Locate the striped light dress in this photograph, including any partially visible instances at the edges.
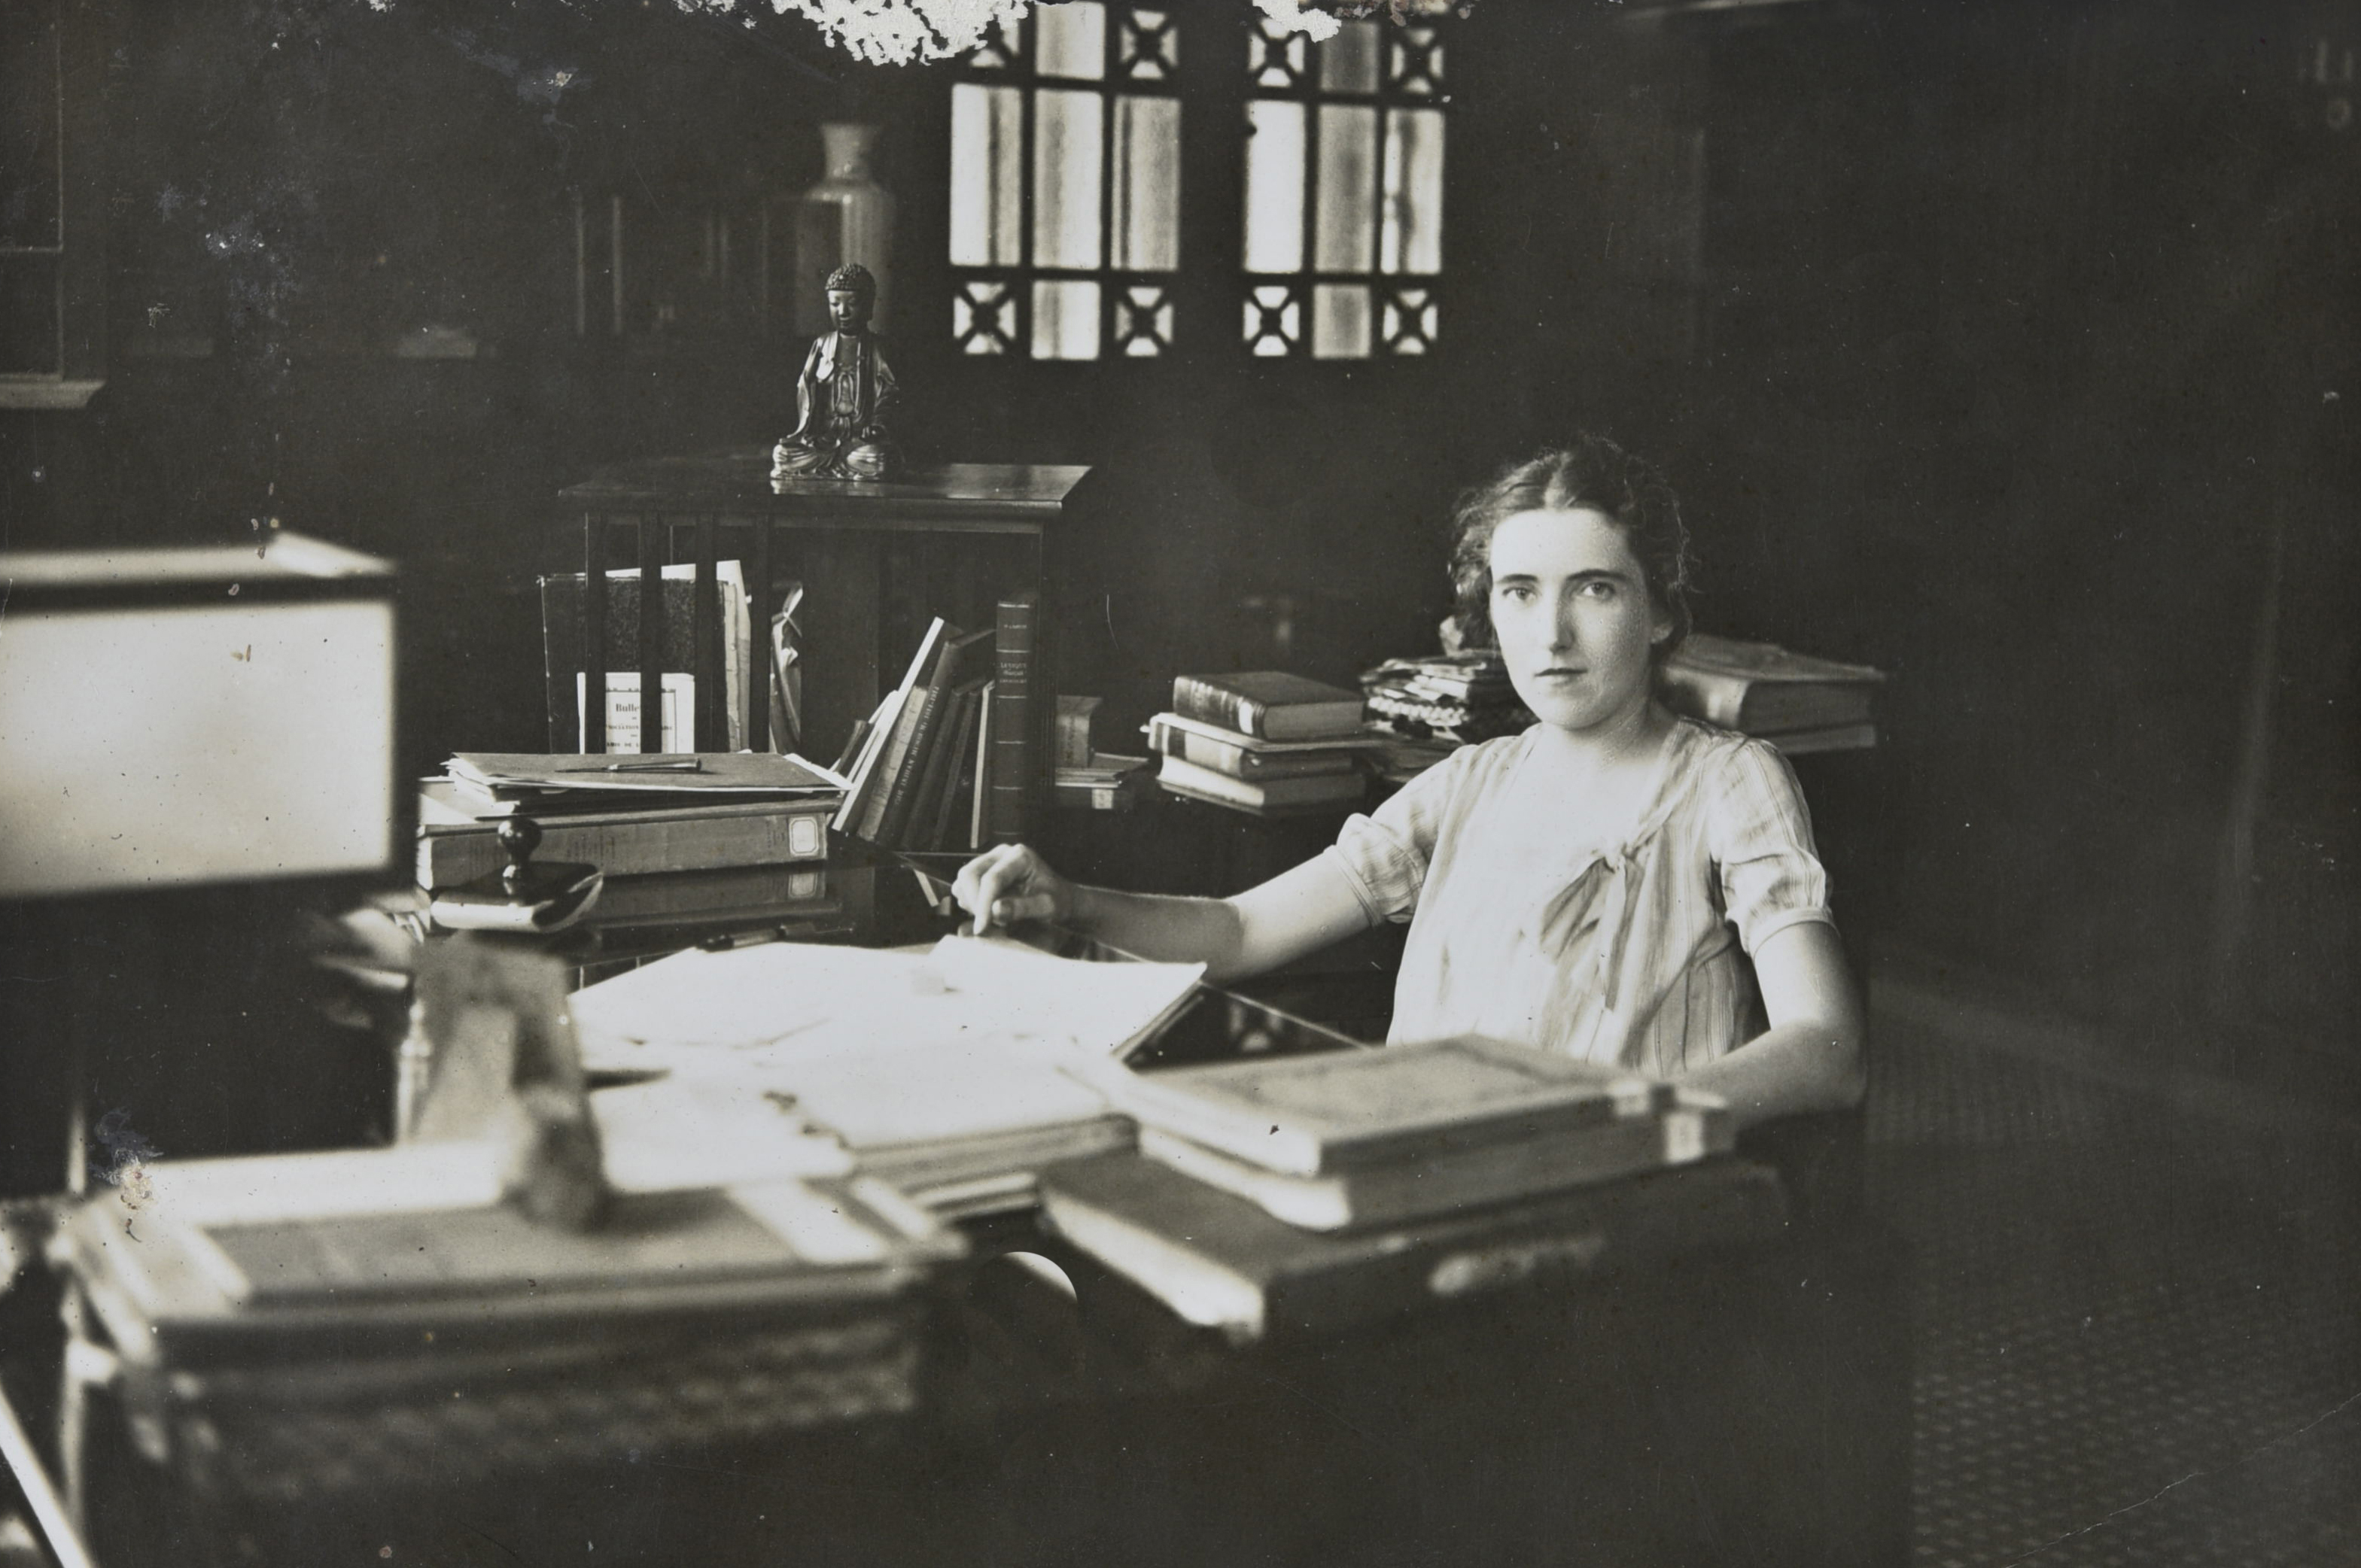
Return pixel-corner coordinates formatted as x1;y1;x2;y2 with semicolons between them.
1325;718;1835;1077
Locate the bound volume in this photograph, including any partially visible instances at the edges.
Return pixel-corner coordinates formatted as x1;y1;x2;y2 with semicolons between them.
1039;1152;1787;1343
1138;1088;1733;1232
1659;633;1885;734
1105;1034;1668;1178
1170;670;1367;743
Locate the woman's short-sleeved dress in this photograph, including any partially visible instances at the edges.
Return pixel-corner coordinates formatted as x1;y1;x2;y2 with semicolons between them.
1325;718;1835;1077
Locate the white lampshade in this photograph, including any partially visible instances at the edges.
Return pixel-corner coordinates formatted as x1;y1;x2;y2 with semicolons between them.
0;533;399;898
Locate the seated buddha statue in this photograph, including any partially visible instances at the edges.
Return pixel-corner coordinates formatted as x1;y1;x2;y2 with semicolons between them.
773;263;899;483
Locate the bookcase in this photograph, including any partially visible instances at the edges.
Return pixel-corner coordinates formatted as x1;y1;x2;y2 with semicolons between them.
555;455;1090;834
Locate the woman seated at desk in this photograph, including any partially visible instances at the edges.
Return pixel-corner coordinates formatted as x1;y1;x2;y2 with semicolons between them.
953;436;1863;1129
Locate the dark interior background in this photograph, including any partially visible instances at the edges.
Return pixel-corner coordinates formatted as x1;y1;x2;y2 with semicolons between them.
3;0;2353;1128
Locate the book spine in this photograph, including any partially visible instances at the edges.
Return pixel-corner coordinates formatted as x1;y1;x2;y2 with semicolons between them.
989;594;1037;843
871;681;948;847
1149;720;1357;779
1156;755;1362;810
832;688;903;834
416;805;829;889
855;688;931;842
968;682;994;851
924;688;982;851
904;686;966;852
1170;674;1270;738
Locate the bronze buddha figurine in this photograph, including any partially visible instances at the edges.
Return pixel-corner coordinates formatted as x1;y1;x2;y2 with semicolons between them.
773;263;899;482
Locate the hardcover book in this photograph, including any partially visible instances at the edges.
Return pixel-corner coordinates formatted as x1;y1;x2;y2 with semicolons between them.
835;617;945;834
1039;1152;1787;1343
990;591;1040;843
415;782;830;889
1155;754;1367;812
1170;670;1368;742
1146;713;1370;779
1659;634;1885;734
1106;1035;1669;1178
1138;1089;1733;1232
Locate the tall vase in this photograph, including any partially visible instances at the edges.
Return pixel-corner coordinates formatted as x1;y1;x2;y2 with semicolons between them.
795;123;896;336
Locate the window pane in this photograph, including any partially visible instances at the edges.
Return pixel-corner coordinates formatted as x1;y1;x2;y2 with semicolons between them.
1122;9;1176;81
1032;278;1101;360
954;278;1018;354
1110;95;1180;272
1244;284;1299;356
1389;28;1444;96
1033;89;1105;270
1311;284;1371;359
1381;108;1445;275
949;84;1024;267
1035;1;1106;81
1320;20;1380;94
1313;104;1377;274
1252;17;1307;89
1243;99;1304;275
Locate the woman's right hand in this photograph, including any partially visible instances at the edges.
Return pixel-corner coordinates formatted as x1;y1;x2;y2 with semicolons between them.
951;843;1076;934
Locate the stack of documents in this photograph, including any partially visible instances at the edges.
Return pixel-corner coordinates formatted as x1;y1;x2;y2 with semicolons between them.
569;937;1206;1216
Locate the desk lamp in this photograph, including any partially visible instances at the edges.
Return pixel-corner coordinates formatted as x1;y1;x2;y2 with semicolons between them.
0;533;401;1192
0;533;400;1565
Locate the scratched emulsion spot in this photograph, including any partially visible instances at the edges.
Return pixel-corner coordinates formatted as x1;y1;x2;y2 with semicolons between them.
92;1108;162;1211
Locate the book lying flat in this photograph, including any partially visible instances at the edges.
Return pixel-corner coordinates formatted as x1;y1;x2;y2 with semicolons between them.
1139;1088;1733;1232
449;751;843;801
65;1158;962;1361
582;863;835;928
415;783;832;889
1170;671;1368;742
1107;1035;1669;1178
1660;634;1885;734
1038;1152;1787;1343
1155;754;1367;812
1146;714;1371;779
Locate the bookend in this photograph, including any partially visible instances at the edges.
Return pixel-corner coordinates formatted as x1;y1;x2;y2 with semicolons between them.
405;935;608;1230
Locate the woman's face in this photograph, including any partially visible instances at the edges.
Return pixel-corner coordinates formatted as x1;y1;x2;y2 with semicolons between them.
1488;506;1672;737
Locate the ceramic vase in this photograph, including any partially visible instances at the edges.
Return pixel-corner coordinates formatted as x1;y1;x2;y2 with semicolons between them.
795;122;896;335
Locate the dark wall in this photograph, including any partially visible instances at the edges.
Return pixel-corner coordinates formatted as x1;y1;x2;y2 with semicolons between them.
1503;0;2358;1077
4;0;2354;1095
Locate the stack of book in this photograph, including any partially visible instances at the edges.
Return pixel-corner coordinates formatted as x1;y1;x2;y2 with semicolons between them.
417;752;843;933
1149;671;1377;814
60;1144;965;1500
835;593;1048;852
1659;634;1886;755
1360;652;1535;745
1042;1035;1778;1343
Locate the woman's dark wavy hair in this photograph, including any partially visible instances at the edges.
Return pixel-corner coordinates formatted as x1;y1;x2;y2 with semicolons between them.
1446;435;1695;660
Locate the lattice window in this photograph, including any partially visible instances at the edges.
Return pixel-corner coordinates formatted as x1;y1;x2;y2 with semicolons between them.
1240;11;1447;359
950;3;1181;360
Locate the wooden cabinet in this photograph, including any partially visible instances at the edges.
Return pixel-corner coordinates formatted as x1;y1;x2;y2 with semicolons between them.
557;456;1091;827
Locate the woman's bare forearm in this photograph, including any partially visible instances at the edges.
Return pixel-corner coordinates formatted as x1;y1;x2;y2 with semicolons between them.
1068;855;1374;984
1064;884;1252;973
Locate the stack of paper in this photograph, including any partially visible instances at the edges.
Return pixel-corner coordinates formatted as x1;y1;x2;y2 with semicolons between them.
569;937;1206;1214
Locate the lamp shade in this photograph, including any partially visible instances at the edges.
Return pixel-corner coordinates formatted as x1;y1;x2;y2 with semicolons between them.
0;533;398;898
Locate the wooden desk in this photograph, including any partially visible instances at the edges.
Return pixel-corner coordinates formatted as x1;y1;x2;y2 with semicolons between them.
557;456;1091;785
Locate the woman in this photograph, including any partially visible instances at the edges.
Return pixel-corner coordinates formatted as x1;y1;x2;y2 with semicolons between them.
951;437;1862;1129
